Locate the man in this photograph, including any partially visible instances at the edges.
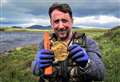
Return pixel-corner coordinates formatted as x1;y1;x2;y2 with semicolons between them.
32;3;105;82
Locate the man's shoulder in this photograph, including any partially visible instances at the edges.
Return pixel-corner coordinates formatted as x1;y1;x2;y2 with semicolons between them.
85;36;97;45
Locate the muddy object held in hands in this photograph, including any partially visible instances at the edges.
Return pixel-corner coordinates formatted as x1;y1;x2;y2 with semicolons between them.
51;41;69;62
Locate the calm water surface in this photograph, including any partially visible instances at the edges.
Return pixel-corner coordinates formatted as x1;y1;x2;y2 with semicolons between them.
0;32;43;53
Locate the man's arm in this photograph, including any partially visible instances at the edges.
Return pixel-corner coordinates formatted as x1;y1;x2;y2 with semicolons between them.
78;37;106;81
31;40;44;76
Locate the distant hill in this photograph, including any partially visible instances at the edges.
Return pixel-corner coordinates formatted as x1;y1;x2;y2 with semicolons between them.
111;25;120;31
27;25;80;29
12;26;23;28
27;25;51;29
103;25;120;38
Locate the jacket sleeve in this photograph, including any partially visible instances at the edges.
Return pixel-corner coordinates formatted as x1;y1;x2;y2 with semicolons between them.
78;36;106;81
31;40;44;76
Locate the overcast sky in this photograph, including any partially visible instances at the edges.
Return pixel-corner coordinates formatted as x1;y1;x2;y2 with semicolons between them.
0;0;120;28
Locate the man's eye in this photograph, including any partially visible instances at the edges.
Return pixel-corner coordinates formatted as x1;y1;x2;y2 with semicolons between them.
54;19;68;23
54;20;59;23
62;19;68;23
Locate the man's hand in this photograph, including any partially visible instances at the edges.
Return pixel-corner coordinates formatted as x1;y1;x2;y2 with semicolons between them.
35;49;54;69
69;44;89;68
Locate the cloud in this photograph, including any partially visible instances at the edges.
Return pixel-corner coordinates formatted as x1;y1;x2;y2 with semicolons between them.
74;15;120;28
1;16;50;27
1;0;120;28
1;0;8;6
74;15;120;24
71;0;120;17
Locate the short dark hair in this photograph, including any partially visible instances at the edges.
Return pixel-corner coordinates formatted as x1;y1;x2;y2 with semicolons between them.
49;3;72;18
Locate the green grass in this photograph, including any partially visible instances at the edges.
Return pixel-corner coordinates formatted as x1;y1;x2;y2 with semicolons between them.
94;28;120;82
0;27;51;32
0;28;120;82
0;45;38;82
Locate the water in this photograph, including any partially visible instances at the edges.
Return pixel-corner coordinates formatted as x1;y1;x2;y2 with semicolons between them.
0;32;43;53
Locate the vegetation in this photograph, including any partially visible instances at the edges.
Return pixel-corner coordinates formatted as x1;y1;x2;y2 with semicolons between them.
0;45;38;82
94;27;120;82
0;27;108;33
0;27;51;32
0;27;120;82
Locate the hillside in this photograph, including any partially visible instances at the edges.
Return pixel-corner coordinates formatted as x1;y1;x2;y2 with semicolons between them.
27;25;51;29
0;27;120;82
95;27;120;82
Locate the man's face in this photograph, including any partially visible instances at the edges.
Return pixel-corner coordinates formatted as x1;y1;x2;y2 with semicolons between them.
50;9;73;40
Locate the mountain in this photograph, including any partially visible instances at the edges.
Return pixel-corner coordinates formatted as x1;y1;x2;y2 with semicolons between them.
12;26;23;28
103;25;120;38
111;25;120;31
27;25;51;29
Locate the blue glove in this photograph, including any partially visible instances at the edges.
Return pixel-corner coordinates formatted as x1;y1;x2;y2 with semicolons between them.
35;49;54;69
69;44;89;68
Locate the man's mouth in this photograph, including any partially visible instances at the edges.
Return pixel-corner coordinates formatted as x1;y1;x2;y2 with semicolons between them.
55;28;68;39
57;29;67;35
57;28;67;33
58;32;66;36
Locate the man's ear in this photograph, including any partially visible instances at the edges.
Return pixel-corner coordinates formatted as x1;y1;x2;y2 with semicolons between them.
50;19;53;28
71;18;73;23
50;19;52;24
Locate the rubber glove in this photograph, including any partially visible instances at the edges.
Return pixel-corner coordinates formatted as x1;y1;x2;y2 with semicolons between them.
69;44;89;68
35;49;54;69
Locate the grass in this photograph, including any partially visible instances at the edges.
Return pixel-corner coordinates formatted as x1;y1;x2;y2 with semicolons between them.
94;28;120;82
0;44;38;82
0;27;51;32
0;28;120;82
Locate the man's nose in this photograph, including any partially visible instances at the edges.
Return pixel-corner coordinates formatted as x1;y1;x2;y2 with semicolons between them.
58;21;64;29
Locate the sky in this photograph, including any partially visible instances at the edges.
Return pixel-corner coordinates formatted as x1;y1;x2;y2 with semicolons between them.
0;0;120;28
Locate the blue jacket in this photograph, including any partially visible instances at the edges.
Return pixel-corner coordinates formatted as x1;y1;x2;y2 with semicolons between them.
32;33;105;82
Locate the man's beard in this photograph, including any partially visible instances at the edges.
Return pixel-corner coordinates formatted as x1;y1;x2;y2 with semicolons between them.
54;28;70;41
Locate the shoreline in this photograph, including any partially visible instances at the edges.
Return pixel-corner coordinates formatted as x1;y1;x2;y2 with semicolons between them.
0;44;38;56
